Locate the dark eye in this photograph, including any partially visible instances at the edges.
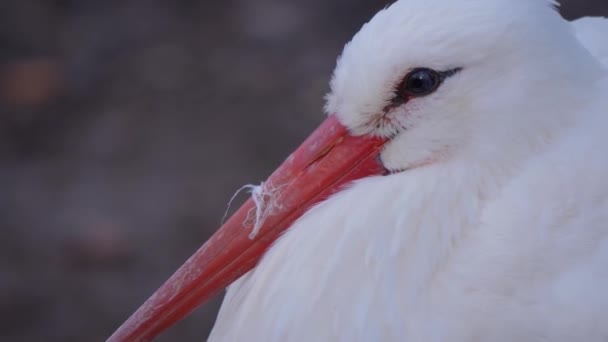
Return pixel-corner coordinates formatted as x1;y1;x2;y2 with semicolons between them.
401;68;441;97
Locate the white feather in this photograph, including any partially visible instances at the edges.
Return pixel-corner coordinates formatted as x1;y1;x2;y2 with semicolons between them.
209;0;608;340
572;17;608;66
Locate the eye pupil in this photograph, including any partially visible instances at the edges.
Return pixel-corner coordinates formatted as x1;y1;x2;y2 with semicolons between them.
402;68;440;97
411;77;425;90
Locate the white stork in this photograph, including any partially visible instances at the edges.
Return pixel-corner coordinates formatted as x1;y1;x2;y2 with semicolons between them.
109;0;608;341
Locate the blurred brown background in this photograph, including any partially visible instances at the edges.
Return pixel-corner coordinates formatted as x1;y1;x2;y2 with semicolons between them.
1;0;606;341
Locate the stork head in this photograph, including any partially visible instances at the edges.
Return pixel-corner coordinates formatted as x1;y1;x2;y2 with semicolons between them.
109;0;605;340
327;0;602;172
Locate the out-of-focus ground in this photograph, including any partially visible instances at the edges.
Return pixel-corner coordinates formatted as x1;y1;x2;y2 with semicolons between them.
1;1;606;341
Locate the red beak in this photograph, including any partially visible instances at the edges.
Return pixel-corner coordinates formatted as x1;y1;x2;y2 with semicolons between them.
108;115;388;341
